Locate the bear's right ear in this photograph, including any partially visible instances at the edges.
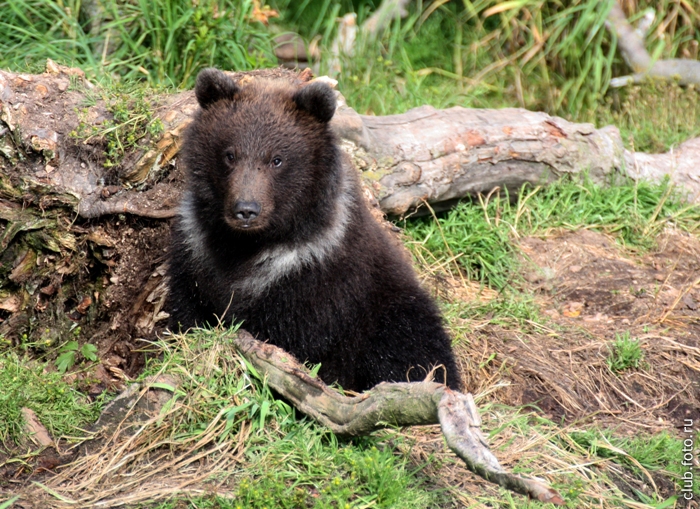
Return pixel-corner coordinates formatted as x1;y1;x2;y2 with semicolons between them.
194;68;240;109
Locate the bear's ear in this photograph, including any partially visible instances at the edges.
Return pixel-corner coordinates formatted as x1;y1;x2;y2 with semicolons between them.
194;68;240;109
293;82;336;123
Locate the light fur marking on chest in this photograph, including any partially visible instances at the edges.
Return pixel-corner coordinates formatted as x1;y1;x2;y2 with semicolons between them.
178;170;354;298
239;170;353;296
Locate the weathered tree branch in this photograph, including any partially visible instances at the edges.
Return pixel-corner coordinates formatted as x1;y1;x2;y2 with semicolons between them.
607;2;700;87
232;330;565;505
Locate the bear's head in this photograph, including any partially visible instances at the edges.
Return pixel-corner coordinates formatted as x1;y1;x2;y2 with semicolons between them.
183;68;339;240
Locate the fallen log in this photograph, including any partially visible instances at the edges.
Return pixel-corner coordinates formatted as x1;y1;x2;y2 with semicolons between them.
1;62;699;225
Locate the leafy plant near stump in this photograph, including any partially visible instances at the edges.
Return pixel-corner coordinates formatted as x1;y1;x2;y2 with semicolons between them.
0;350;102;444
55;340;98;373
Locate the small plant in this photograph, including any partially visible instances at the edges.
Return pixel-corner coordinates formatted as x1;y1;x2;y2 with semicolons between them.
55;340;98;374
607;332;645;373
70;83;164;169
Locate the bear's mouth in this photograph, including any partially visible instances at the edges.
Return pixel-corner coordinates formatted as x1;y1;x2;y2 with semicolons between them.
224;199;268;232
224;215;268;232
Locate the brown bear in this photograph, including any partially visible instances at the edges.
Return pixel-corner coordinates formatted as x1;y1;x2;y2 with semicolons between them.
167;68;462;392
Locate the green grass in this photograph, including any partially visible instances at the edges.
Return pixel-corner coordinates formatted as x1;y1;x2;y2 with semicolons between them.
0;350;103;446
606;332;646;373
596;81;700;153
404;176;700;291
445;295;544;333
229;430;445;509
569;428;698;493
0;496;20;509
0;0;276;87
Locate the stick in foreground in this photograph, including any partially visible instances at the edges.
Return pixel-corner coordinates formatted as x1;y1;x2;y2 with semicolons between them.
232;330;565;505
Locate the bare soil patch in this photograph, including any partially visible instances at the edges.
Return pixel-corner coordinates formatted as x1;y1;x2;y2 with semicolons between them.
458;229;699;430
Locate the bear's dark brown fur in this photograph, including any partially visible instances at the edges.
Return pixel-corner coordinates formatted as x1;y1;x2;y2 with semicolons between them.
167;68;462;391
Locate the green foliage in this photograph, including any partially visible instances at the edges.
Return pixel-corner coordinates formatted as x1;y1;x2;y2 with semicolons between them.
0;496;20;509
137;325;290;440
231;436;443;509
565;429;696;503
278;0;700;151
100;0;274;87
606;332;645;373
0;0;276;87
408;198;516;290
404;176;700;290
0;351;102;445
570;429;689;478
445;295;543;333
597;81;700;153
70;82;164;168
55;340;98;374
0;0;97;74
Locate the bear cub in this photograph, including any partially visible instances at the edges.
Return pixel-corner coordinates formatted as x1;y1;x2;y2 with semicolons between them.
167;68;462;392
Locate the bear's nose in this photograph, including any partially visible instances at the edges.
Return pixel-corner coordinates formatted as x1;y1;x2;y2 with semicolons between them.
233;201;261;221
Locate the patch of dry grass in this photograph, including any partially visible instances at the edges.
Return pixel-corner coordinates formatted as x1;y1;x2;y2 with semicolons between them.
33;332;255;507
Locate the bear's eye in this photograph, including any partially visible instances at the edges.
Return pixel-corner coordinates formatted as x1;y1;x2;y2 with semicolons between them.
272;157;283;168
225;152;235;162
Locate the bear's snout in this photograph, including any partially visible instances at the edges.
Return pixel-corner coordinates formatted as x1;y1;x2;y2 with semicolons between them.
232;200;261;226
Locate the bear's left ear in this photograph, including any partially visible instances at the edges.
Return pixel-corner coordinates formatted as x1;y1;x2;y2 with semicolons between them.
293;82;337;123
195;68;240;109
